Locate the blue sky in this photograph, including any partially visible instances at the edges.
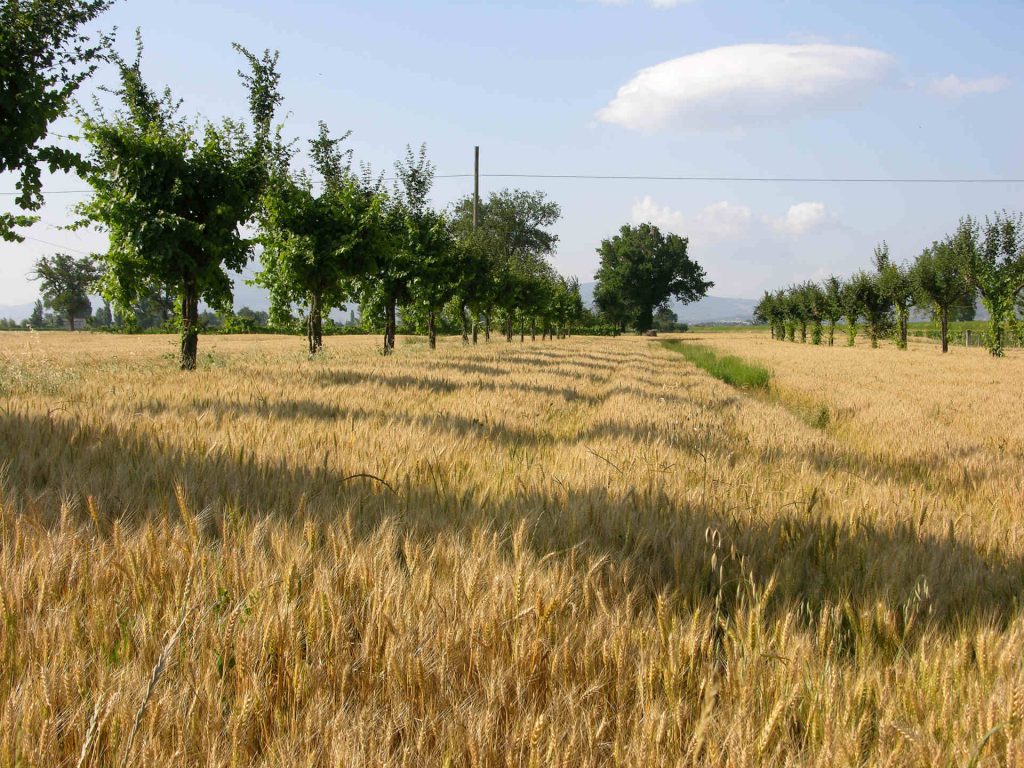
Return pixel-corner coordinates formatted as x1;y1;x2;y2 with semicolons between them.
2;0;1022;308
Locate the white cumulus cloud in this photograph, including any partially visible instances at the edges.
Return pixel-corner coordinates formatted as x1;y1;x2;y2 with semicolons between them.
927;74;1010;98
768;202;834;235
598;43;894;132
632;197;752;241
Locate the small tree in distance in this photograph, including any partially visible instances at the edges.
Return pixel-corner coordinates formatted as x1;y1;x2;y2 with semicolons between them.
912;238;970;353
822;276;843;346
594;223;712;334
874;242;914;350
30;253;101;330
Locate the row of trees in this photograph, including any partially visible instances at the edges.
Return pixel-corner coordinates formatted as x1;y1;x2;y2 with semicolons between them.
6;2;700;359
754;211;1024;356
11;32;586;368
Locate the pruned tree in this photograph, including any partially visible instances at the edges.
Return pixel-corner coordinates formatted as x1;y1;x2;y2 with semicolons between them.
594;223;711;333
1;0;113;241
957;212;1024;357
874;242;914;350
840;278;861;346
822;276;843;346
912;238;971;353
849;270;891;348
30;252;100;329
256;122;380;355
76;35;282;369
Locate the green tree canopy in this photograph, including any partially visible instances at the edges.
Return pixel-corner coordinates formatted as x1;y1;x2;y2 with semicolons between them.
594;223;711;333
956;211;1024;357
76;36;282;368
874;242;915;350
30;252;100;329
1;0;113;241
912;237;971;353
256;122;381;354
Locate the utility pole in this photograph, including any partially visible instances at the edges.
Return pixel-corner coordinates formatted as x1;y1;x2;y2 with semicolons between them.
473;145;479;230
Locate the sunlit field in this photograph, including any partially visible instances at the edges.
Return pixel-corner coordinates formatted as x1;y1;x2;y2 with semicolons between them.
2;330;1023;766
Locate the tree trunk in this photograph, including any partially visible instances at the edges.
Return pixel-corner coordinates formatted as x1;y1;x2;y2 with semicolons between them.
472;313;479;344
827;321;835;346
384;296;396;355
638;305;654;334
530;318;536;341
180;284;199;370
505;317;512;343
461;303;469;344
897;307;909;350
68;312;75;331
519;317;524;343
428;310;437;350
484;314;490;342
940;307;949;353
307;292;323;355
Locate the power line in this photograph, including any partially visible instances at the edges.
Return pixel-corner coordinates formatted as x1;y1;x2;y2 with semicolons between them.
3;173;1024;197
19;235;95;256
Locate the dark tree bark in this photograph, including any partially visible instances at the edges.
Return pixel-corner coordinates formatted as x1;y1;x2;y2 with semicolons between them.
67;312;75;331
461;303;469;344
484;314;490;342
472;313;479;344
384;296;397;355
180;284;199;370
530;318;536;341
428;309;437;350
940;307;949;353
307;291;323;355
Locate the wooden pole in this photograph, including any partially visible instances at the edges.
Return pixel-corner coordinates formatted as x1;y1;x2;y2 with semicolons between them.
473;146;479;230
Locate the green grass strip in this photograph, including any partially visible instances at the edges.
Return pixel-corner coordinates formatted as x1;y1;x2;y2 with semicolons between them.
659;340;771;390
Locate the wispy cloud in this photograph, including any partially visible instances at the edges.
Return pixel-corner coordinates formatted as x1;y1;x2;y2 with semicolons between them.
927;74;1010;99
598;43;894;132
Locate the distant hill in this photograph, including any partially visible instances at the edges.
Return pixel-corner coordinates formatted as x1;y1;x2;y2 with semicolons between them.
577;282;758;325
0;302;35;321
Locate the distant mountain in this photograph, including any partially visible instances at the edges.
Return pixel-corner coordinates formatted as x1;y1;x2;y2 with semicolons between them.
577;282;758;324
0;302;35;321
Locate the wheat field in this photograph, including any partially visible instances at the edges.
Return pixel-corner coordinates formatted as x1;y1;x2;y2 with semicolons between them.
1;329;1023;766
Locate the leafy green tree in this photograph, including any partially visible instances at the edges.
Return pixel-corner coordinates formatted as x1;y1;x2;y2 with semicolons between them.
594;223;711;333
30;252;100;329
780;288;798;341
76;37;282;369
93;300;112;327
1;0;113;241
840;278;861;346
29;299;44;327
873;242;914;350
957;212;1024;357
256;122;380;354
801;281;826;345
389;145;460;350
822;276;843;346
849;270;891;348
912;238;971;353
452;189;560;342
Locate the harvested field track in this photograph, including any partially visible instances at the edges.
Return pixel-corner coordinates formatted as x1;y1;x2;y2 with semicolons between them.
2;330;1024;766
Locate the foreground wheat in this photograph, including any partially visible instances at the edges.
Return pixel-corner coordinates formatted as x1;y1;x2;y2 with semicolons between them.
1;330;1023;766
